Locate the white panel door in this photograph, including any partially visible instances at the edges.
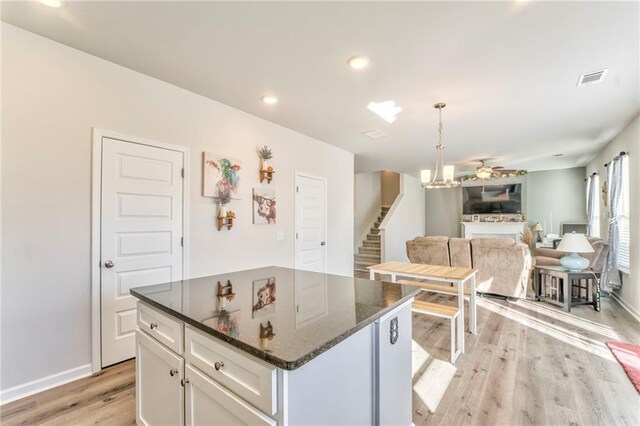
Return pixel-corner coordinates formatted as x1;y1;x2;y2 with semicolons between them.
294;174;326;273
101;137;183;367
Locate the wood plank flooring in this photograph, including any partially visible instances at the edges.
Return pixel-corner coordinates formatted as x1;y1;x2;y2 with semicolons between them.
1;292;638;425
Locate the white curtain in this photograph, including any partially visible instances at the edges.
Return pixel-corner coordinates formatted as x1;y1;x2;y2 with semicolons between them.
602;155;625;291
586;174;599;237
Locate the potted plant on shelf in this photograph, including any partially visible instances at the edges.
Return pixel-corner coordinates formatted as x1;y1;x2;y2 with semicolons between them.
218;189;231;218
258;145;273;172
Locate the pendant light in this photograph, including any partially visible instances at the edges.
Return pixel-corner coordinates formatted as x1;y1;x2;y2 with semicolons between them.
421;103;460;189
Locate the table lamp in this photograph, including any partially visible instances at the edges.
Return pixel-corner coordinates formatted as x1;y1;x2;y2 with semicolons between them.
556;233;594;272
531;222;544;243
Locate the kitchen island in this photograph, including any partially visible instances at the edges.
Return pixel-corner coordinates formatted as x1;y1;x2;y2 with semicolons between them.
130;266;420;426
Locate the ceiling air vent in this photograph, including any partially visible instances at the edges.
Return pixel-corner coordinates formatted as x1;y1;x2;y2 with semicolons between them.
577;69;608;87
361;130;388;140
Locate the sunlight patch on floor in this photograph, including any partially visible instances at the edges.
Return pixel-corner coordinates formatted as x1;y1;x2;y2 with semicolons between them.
479;298;615;361
413;358;457;413
412;339;432;378
512;299;620;340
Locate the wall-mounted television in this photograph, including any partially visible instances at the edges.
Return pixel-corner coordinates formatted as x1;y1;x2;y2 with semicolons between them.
462;183;522;214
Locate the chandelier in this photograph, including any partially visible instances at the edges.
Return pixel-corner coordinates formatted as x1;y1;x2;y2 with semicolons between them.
421;103;460;189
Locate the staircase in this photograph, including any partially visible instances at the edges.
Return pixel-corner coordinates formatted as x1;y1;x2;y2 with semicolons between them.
354;206;390;276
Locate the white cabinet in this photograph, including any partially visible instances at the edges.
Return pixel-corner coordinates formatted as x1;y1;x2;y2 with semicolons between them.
136;330;184;426
184;365;276;426
184;326;277;415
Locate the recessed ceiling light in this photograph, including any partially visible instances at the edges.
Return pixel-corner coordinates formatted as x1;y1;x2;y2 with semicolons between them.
367;101;402;123
261;95;278;105
347;55;370;70
39;0;64;7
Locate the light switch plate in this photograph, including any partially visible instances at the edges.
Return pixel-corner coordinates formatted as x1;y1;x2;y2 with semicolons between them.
276;231;284;241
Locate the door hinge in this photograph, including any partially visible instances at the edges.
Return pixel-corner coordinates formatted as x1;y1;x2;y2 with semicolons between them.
181;168;184;178
296;233;299;239
296;186;299;192
181;237;184;247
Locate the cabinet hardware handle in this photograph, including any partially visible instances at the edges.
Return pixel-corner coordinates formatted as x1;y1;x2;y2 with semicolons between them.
150;323;158;330
214;361;224;371
181;378;189;386
170;369;178;377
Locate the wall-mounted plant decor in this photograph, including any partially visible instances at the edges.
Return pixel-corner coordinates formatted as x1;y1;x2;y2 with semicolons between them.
258;145;275;183
202;152;242;198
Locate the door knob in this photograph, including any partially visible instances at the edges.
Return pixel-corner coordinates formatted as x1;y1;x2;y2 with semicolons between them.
320;241;326;246
104;260;114;268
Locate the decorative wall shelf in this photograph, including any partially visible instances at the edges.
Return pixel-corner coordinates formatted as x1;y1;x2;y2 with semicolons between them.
217;216;234;231
260;169;275;184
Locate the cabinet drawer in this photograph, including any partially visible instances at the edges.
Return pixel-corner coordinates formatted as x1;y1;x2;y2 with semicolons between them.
185;365;275;426
137;302;184;354
185;325;277;415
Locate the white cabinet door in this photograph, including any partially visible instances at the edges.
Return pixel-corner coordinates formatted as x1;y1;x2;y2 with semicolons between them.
185;365;276;426
136;331;184;426
101;137;184;367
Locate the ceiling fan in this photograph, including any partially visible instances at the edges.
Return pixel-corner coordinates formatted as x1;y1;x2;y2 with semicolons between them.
473;159;518;180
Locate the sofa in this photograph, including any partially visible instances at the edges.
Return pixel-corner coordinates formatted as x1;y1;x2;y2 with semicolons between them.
534;237;609;272
406;236;533;299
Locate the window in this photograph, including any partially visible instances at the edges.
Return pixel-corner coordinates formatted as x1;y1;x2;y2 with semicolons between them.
617;155;630;273
586;174;600;238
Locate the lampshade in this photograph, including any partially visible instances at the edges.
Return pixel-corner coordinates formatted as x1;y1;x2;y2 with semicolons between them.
420;169;431;184
531;222;543;232
556;233;594;253
443;165;455;182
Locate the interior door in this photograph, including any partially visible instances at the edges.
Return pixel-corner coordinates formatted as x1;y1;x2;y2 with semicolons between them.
101;137;184;367
294;174;327;273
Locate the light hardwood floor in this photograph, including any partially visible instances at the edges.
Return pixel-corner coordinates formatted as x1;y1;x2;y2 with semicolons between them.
1;293;638;425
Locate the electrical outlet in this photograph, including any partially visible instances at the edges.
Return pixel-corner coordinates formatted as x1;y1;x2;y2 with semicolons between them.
276;231;284;241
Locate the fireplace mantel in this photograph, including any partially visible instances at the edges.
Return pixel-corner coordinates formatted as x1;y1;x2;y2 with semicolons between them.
461;222;526;243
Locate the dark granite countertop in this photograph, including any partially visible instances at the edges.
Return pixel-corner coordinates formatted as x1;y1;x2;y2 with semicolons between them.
131;266;420;370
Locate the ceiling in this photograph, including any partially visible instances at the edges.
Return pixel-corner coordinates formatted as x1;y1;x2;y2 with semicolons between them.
2;1;639;174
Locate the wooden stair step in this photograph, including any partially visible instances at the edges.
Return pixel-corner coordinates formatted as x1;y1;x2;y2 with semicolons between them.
363;241;380;247
354;259;378;268
359;247;380;255
397;279;472;296
355;253;380;261
412;300;459;318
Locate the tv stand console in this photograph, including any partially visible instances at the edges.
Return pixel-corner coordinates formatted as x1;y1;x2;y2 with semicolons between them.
461;222;526;243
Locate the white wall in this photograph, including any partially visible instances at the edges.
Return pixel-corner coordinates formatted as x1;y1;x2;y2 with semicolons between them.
354;172;381;245
586;114;639;319
381;174;425;262
0;24;354;393
526;167;587;235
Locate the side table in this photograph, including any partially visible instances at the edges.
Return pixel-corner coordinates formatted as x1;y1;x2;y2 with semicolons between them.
534;265;601;312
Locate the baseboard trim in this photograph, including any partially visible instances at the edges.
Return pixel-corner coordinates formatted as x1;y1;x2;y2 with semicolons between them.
0;363;92;405
610;292;640;323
